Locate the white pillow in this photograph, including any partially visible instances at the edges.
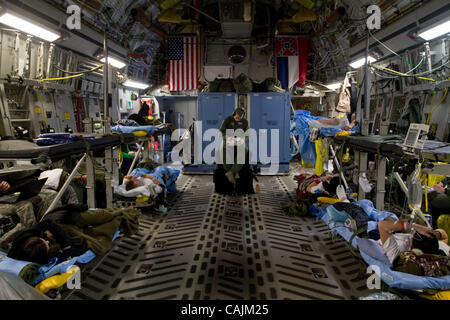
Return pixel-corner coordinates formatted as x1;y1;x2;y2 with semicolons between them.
39;169;63;190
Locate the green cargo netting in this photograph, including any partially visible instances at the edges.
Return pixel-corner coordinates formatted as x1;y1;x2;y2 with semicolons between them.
203;79;220;92
203;77;285;93
233;73;253;93
218;79;235;92
263;78;284;93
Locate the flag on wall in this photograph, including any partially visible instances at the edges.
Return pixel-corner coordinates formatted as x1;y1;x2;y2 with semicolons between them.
168;36;199;91
276;36;310;89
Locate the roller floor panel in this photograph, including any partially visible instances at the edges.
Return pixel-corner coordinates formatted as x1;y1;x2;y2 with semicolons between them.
63;174;375;301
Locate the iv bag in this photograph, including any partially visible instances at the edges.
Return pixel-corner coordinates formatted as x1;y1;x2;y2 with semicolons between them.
407;164;423;210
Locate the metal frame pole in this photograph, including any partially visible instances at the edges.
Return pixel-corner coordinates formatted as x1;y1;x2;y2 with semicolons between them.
127;141;145;176
329;144;349;190
103;31;114;208
358;30;371;200
376;156;387;210
41;154;87;220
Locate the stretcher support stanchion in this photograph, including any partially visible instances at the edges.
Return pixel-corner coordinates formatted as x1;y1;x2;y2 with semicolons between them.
358;152;369;200
41;153;87;221
393;172;409;195
127;141;145;177
376;156;387;210
393;171;431;228
329;144;349;190
85;152;96;209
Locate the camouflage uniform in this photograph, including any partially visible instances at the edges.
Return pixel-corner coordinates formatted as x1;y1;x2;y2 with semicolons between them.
0;200;36;252
0;186;79;252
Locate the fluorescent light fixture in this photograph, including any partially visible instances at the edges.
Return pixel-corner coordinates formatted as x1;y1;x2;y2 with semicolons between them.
0;12;60;42
123;80;149;90
418;19;450;41
101;56;127;69
326;82;342;90
350;56;377;69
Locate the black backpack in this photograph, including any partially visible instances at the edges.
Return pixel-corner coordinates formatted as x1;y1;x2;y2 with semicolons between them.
333;202;370;237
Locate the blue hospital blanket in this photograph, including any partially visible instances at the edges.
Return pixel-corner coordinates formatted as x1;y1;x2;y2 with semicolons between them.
130;166;181;193
35;134;95;146
111;125;165;134
31;230;120;286
0;231;120;287
291;110;360;165
311;201;450;291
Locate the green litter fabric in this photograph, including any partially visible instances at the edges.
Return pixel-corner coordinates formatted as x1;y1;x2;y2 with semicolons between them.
59;207;140;257
19;263;41;286
136;159;160;172
282;199;313;217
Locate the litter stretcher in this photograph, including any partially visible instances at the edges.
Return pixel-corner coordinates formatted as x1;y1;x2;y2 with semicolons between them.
310;200;450;295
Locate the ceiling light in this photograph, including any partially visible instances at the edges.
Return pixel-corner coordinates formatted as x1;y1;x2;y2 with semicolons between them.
350;56;377;69
101;56;127;69
326;82;342;90
418;19;450;41
0;12;60;42
123;80;149;90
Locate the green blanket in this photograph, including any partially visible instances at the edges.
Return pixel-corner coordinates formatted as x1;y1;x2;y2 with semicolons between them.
60;208;140;256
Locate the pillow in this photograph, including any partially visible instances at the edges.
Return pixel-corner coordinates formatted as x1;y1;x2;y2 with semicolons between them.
39;169;63;190
326;205;350;223
356;238;392;267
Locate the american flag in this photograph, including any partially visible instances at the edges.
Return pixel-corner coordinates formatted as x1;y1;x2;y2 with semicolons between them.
168;36;199;91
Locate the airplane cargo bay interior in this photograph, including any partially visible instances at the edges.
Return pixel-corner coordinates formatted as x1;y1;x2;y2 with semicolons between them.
0;0;449;304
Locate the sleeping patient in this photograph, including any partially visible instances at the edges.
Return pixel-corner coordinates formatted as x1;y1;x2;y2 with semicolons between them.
123;174;164;195
309;113;358;131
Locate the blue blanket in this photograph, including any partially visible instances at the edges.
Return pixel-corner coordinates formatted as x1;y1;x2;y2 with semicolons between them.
31;230;120;286
291;110;360;165
35;134;95;146
0;231;120;287
131;166;181;194
110;125;165;134
311;201;450;290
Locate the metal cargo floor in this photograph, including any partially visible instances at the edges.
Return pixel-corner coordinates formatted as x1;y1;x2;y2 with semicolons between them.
63;174;375;300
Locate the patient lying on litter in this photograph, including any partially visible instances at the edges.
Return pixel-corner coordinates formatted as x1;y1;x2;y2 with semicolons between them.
308;113;358;132
123;174;164;195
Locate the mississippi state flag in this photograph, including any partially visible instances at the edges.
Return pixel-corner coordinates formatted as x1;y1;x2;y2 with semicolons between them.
168;36;199;91
276;36;310;89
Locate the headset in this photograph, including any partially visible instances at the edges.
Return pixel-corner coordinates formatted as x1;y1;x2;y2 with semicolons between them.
233;108;246;117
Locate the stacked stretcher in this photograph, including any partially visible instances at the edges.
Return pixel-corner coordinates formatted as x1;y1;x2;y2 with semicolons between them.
310;200;450;297
0;133;140;298
333;135;450;162
0;133;136;162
